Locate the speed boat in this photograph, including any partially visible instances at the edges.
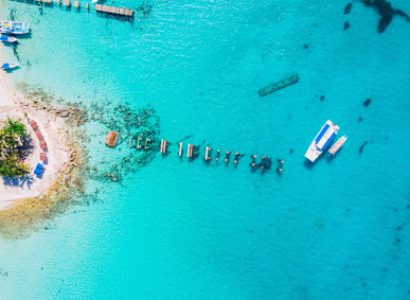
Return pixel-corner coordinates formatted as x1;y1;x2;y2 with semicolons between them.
0;35;17;43
327;135;348;158
1;63;19;70
305;120;339;162
0;21;30;35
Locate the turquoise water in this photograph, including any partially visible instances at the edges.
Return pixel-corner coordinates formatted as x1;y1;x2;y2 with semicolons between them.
1;0;410;299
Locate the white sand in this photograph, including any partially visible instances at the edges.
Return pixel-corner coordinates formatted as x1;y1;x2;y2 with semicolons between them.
0;69;70;210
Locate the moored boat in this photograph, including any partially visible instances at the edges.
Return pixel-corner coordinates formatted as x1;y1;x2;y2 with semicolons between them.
0;21;30;35
327;135;348;158
305;120;339;162
1;63;19;70
0;35;17;43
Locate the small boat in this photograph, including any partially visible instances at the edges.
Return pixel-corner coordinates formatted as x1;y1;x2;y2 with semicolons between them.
1;63;19;70
0;21;30;35
0;35;17;43
305;120;339;162
327;135;348;158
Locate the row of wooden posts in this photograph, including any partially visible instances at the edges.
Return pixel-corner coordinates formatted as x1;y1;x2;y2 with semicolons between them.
159;138;284;174
105;131;284;174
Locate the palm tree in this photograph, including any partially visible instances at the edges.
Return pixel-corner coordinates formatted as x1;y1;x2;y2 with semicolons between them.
0;119;30;177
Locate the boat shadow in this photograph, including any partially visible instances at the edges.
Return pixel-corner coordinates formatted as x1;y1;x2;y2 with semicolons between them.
3;66;21;74
303;159;316;170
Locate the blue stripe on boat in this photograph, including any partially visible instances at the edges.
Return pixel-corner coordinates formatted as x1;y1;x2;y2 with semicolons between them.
315;124;329;144
321;132;337;150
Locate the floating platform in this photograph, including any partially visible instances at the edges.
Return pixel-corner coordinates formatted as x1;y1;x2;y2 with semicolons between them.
95;4;134;17
258;74;299;97
160;139;168;154
204;146;212;161
144;138;152;150
178;142;183;157
136;135;142;150
187;144;194;159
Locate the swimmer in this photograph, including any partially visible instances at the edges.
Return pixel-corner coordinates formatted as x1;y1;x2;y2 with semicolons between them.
225;151;231;164
215;149;221;161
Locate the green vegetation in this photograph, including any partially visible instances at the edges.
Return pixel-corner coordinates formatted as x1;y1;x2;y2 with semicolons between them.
0;119;31;177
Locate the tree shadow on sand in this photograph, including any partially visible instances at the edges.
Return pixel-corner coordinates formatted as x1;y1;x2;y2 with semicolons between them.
3;174;35;188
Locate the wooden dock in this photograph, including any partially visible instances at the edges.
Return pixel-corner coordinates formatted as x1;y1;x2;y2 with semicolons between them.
9;0;134;20
95;4;134;17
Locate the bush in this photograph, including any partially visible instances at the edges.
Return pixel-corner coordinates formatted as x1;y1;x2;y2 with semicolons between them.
0;119;30;177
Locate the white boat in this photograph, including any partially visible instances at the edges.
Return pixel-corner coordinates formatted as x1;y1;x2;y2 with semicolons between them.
0;35;17;43
0;21;30;35
327;135;348;158
1;63;19;70
305;120;339;162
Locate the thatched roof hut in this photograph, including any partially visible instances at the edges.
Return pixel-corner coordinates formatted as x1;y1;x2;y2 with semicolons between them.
105;131;118;147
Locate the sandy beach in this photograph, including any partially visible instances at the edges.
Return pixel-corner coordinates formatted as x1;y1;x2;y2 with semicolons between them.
0;67;70;210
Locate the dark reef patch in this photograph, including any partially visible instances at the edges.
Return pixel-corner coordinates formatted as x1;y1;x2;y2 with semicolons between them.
363;98;372;107
360;0;410;33
358;116;363;123
344;21;351;30
344;3;353;15
303;44;309;50
359;141;368;154
319;95;326;101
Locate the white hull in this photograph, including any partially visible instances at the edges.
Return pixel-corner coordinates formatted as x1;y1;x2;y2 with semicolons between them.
328;135;348;157
305;120;339;162
0;21;30;35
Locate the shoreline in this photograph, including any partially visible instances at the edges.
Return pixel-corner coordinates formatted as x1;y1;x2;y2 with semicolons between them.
0;62;87;237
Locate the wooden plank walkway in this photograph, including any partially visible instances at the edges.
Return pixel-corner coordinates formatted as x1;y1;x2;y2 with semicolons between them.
95;4;134;17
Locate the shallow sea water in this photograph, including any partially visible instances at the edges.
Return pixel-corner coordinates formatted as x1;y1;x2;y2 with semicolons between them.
1;0;410;299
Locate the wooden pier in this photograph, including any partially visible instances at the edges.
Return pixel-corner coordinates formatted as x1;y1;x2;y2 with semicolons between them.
9;0;134;20
95;4;134;17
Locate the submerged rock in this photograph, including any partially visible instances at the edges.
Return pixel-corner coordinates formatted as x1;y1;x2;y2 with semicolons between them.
344;3;353;15
360;0;410;33
363;98;372;107
359;141;368;154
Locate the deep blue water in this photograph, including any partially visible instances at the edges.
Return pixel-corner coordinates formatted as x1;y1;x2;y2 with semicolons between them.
1;0;410;299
